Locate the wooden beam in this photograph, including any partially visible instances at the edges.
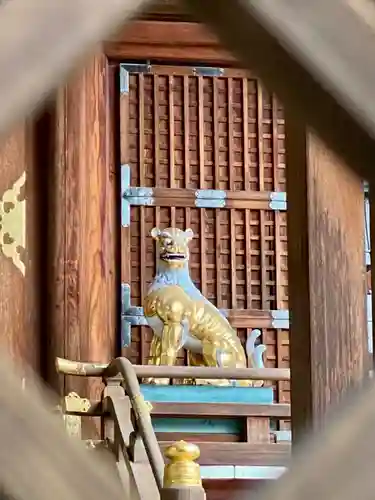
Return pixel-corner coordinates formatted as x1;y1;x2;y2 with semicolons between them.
159;442;291;466
286;117;368;442
104;20;236;64
48;53;118;420
150;402;290;418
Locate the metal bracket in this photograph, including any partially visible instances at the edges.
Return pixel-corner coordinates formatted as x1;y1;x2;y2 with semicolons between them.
271;310;290;329
121;164;154;227
119;62;152;94
62;392;91;440
121;284;132;347
121;283;149;347
195;189;226;208
193;67;224;77
121;62;152;74
119;65;129;94
269;191;287;211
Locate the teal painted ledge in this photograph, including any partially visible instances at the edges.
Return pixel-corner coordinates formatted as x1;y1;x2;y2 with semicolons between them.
153;418;242;434
195;466;288;480
140;384;274;404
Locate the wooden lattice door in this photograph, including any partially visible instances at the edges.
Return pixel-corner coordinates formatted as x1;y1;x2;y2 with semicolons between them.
119;63;290;405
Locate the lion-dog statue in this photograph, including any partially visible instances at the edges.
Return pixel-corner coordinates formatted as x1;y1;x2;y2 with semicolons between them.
143;227;264;386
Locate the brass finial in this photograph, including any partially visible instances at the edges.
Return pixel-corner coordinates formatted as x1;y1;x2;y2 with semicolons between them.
163;441;202;488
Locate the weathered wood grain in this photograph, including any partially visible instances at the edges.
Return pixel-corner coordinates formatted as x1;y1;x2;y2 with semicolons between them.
104;20;235;63
49;53;118;427
286;122;368;440
150;402;290;418
159;441;291;466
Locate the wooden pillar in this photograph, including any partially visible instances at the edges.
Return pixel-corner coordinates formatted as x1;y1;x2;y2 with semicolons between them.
369;192;375;364
48;52;118;405
286;116;368;443
0;123;40;378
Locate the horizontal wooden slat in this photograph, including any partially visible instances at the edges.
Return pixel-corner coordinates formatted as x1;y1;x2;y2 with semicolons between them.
140;188;272;200
226;310;274;328
125;189;279;210
159;441;291;466
122;308;277;329
156;432;240;442
128;64;253;79
151;402;291;418
133;365;290;382
105;20;236;64
108;20;221;46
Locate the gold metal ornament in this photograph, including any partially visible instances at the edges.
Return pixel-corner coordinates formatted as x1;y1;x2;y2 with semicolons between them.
62;392;91;439
163;441;202;488
0;172;26;275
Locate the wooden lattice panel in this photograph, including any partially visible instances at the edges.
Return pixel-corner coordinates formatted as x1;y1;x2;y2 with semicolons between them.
120;64;289;403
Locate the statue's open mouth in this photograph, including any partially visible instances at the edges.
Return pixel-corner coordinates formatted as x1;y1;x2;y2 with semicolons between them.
161;253;186;262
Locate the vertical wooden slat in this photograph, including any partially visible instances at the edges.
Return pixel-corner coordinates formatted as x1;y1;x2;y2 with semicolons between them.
257;82;267;310
257;82;264;192
169;75;176;227
245;418;271;444
139;74;146;364
183;75;190;230
272;93;284;407
243;78;250;191
272;94;282;309
245;211;252;313
272;95;279;192
213;79;220;190
213;78;221;307
183;75;191;367
198;76;206;296
154;74;161;229
243;78;252;312
228;78;237;309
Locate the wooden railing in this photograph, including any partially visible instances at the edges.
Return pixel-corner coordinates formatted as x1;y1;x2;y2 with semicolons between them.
57;356;291;486
56;357;290;381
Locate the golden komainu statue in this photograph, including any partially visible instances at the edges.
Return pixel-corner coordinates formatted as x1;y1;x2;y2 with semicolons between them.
144;227;264;386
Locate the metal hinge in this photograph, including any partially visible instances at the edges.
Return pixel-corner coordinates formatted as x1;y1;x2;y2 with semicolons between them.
121;165;154;227
195;189;227;208
269;192;287;211
193;66;224;77
121;283;148;347
271;310;290;329
119;62;152;93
